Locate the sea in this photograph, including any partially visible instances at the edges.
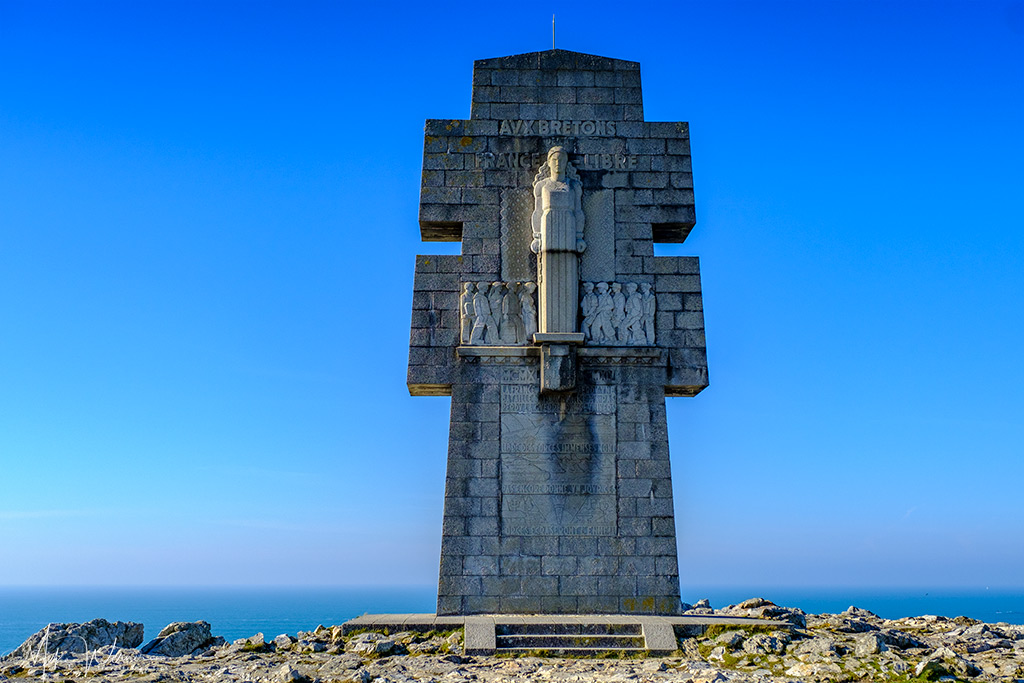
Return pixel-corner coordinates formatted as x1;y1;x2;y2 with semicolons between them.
2;586;1023;656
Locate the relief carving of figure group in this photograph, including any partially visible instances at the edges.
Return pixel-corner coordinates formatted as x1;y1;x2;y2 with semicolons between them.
462;279;655;347
461;281;538;346
581;281;655;346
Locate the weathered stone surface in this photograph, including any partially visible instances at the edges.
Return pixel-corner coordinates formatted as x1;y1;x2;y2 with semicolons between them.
275;664;311;683
273;633;296;650
879;626;928;649
714;630;745;649
792;635;838;656
5;619;144;658
345;632;396;656
785;660;843;678
719;598;807;628
855;631;888;656
139;621;223;657
914;646;983;679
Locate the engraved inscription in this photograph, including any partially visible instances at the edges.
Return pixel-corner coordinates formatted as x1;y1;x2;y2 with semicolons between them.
476;152;639;171
499;119;617;136
500;384;617;536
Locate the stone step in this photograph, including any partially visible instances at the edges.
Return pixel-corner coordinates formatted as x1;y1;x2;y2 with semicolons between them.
495;623;641;637
497;646;648;656
496;634;645;650
342;613;791;656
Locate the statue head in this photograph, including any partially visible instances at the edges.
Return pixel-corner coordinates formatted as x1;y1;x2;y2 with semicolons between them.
640;283;652;294
477;282;488;295
596;282;609;293
523;282;536;294
611;282;622;293
548;146;568;180
464;282;475;295
583;282;594;293
625;282;637;294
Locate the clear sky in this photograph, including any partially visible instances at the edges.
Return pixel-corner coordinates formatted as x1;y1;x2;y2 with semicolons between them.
1;1;1022;592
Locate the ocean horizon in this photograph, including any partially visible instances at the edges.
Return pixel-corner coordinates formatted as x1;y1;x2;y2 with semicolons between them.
2;585;1022;656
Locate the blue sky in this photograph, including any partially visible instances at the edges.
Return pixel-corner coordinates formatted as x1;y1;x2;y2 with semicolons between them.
1;1;1022;592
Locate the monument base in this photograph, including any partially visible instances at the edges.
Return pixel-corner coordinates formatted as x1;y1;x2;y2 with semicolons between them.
340;613;790;656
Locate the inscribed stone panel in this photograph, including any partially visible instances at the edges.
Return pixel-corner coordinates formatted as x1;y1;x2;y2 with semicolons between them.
500;383;617;536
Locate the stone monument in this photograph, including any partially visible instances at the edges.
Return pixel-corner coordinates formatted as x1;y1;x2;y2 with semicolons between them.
408;49;708;616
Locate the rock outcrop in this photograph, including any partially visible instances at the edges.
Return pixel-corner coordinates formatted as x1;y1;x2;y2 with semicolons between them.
4;619;143;658
138;621;224;657
2;601;1023;683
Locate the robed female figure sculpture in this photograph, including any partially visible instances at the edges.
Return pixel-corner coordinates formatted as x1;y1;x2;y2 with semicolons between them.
531;146;585;337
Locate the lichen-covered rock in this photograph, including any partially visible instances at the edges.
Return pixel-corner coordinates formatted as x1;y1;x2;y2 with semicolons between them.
741;633;787;655
685;598;716;616
914;645;983;679
273;634;296;650
792;635;838;656
275;664;311;683
139;621;223;657
346;632;396;656
854;631;888;656
5;619;144;658
879;626;928;649
2;604;1022;683
718;598;806;628
785;661;843;678
734;597;773;610
713;630;745;649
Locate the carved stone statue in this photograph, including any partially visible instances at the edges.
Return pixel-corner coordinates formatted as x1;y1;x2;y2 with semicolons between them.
640;282;656;345
580;281;597;340
460;282;476;344
532;146;585;336
470;283;493;345
501;283;526;344
520;282;538;341
487;282;504;341
610;282;626;344
623;282;644;344
592;281;615;344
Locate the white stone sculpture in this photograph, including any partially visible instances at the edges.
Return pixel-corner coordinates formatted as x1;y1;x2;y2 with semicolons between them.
580;281;597;340
487;282;504;341
519;282;538;342
591;282;615;344
501;284;526;344
610;282;626;343
532;146;585;335
623;282;643;344
461;281;537;346
469;283;493;345
581;281;656;346
460;282;475;345
640;282;656;345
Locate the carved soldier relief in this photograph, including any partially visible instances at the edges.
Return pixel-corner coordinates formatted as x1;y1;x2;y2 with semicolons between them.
460;281;537;346
581;281;656;346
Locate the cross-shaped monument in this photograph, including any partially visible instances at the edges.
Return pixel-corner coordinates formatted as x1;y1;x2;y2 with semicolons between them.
408;49;708;616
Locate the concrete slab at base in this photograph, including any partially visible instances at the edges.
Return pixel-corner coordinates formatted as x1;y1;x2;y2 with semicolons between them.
341;613;789;656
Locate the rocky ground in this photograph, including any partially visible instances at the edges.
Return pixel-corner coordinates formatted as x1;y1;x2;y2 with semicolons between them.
2;598;1023;682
